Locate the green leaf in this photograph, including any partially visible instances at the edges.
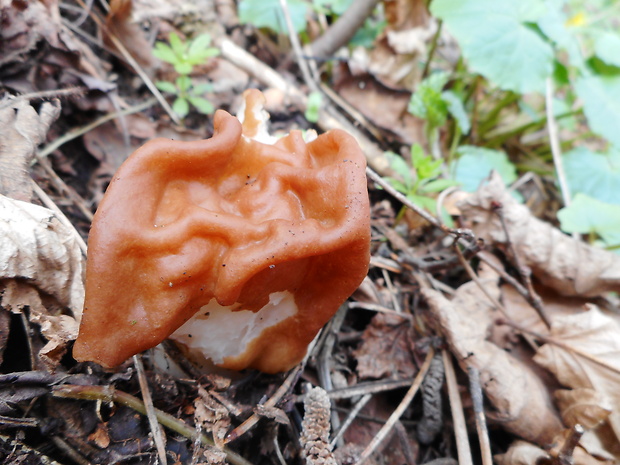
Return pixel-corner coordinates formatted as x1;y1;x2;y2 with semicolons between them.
384;178;409;195
188;34;213;59
313;0;355;15
574;74;620;147
452;145;517;192
192;82;214;94
431;0;554;93
386;151;415;190
169;32;186;57
239;0;309;34
595;32;620;67
441;90;470;134
420;178;460;193
155;81;177;94
152;43;178;65
175;75;192;92
173;62;193;75
173;97;190;117
188;96;215;114
563;147;620;204
408;72;450;130
558;193;620;247
305;91;322;123
410;144;442;181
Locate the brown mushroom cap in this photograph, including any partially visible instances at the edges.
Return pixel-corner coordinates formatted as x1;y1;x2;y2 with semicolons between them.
73;90;370;373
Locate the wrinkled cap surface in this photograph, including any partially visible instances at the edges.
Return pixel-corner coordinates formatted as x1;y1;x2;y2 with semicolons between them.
73;90;370;373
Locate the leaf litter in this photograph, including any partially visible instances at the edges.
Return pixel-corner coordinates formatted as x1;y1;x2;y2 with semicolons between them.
2;0;620;464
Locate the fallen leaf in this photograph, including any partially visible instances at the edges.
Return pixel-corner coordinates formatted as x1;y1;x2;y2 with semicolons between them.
458;172;620;297
534;306;620;444
194;386;231;449
353;312;416;380
555;388;612;430
422;259;563;445
0;195;85;317
0;99;60;201
494;440;549;465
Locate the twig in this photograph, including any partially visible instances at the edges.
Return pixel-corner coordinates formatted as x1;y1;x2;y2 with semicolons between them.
309;0;381;59
330;393;372;448
355;347;435;465
134;355;168;465
279;0;319;93
224;364;304;444
467;366;492;465
52;384;252;465
0;87;87;110
31;180;88;256
37;97;157;160
555;424;584;465
545;77;571;208
298;378;414;402
491;202;551;328
443;349;473;465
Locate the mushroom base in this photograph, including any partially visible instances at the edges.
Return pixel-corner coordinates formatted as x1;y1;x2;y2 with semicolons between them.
170;291;299;370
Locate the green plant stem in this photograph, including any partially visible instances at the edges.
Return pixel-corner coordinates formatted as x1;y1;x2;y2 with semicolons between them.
53;385;252;465
484;110;579;147
447;123;462;167
422;20;443;79
477;92;520;138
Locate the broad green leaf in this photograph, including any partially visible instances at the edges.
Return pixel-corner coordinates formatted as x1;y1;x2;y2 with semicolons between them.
537;0;585;69
431;0;554;93
173;97;190;117
152;43;178;65
384;178;409;195
155;81;177;94
574;74;620;147
595;32;620;67
239;0;309;34
563;147;620;204
441;90;470;134
305;91;323;123
173;62;193;75
452;145;517;192
558;193;620;247
188;96;215;114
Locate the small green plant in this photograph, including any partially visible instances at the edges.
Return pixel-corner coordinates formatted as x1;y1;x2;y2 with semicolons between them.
152;32;220;118
385;144;458;223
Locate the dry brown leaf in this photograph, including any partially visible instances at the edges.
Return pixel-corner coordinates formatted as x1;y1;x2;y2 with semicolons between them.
494;440;550;465
555;388;612;430
534;306;620;445
0;99;60;201
422;259;563;445
353;312;416;379
458;172;620;297
0;195;85;316
194;386;231;449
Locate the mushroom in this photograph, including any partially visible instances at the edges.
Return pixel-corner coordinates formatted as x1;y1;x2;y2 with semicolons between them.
73;90;370;373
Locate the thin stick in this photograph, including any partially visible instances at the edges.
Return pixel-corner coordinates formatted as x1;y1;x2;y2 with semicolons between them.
134;355;168;465
37;97;156;160
0;87;87;110
355;347;435;465
467;366;492;465
52;384;252;465
443;350;473;465
330;393;372;448
545;77;571;208
31;180;88;256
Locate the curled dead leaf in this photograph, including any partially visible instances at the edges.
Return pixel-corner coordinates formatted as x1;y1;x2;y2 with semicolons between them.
494;440;550;465
458;172;620;297
555;388;612;430
422;259;563;445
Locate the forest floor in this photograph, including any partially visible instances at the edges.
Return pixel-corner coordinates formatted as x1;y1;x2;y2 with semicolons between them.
1;1;620;464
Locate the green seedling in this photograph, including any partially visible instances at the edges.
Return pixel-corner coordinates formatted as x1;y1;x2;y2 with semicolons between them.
153;32;220;118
